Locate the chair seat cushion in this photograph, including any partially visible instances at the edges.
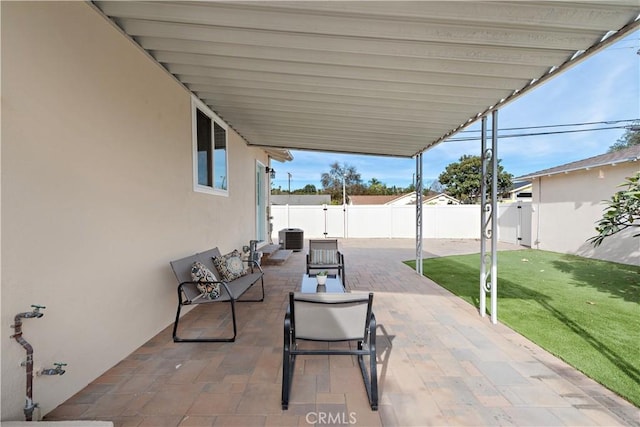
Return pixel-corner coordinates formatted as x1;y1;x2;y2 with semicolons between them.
310;249;338;265
191;262;221;300
213;250;248;281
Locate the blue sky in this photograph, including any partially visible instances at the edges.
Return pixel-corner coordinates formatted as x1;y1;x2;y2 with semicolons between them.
272;31;639;191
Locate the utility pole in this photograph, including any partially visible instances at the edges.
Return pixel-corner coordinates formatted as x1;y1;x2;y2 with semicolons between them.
287;172;292;228
342;174;347;237
342;174;346;206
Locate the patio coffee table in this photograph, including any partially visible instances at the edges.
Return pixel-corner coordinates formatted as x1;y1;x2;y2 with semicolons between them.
300;274;345;293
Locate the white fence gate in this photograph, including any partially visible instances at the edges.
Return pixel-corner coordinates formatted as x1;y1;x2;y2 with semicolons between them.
497;202;532;246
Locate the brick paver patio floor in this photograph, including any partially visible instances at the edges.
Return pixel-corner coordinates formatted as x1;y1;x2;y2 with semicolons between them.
45;238;639;426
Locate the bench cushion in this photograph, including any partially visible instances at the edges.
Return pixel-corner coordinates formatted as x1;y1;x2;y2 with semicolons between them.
171;251;218;283
190;262;221;300
212;249;247;281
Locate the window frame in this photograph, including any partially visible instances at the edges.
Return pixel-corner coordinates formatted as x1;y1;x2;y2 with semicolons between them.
191;96;229;196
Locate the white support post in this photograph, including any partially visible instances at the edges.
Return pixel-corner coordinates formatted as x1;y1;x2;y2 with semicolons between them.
479;116;488;317
415;153;423;275
490;111;499;324
480;111;499;324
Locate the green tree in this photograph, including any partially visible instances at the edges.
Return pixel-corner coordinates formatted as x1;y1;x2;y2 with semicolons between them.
588;171;640;247
321;162;363;203
608;124;640;152
438;155;513;204
305;184;317;194
292;184;317;194
367;177;391;195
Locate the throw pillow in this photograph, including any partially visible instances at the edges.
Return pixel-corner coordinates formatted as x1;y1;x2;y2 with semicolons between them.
191;262;221;300
212;249;248;282
310;249;338;265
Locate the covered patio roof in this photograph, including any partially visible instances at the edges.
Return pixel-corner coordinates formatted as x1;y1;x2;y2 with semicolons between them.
93;1;639;159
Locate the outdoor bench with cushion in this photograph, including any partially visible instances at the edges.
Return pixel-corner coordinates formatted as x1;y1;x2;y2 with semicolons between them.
169;247;264;342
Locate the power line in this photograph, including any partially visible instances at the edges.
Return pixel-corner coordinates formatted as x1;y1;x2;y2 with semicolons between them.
457;118;638;134
448;125;631;142
446;119;639;142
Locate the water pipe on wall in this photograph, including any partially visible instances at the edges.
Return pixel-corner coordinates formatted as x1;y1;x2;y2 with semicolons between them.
10;304;45;421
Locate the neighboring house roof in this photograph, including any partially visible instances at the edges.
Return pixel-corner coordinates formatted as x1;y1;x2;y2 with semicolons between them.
271;195;331;205
505;182;533;202
386;192;419;205
510;181;533;191
509;182;532;194
390;191;454;205
517;145;640;180
348;195;400;205
423;193;461;205
349;191;459;205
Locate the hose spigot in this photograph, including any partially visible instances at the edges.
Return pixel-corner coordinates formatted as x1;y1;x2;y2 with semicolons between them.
39;362;67;376
11;305;46;340
16;305;46;320
30;305;46;318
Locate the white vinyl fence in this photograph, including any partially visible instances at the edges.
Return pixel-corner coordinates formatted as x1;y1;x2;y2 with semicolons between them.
271;202;531;245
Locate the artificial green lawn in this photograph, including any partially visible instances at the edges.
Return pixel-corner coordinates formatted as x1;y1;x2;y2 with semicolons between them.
405;249;640;408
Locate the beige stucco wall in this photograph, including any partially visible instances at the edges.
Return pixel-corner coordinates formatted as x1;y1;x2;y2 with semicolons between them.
530;164;639;265
1;2;267;420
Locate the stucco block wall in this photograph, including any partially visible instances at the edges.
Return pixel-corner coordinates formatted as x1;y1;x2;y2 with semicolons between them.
531;165;639;265
1;2;266;420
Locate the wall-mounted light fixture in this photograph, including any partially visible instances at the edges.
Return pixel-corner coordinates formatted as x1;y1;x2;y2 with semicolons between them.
266;167;276;179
